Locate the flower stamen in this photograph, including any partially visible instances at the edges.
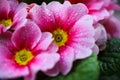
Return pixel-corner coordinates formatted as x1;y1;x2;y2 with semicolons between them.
53;29;68;47
15;49;34;66
0;19;12;27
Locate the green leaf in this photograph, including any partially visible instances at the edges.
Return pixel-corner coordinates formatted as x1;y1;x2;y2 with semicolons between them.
100;74;120;80
99;38;120;76
45;54;99;80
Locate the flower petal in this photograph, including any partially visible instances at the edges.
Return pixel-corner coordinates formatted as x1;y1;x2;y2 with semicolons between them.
59;46;74;75
103;16;120;38
24;72;36;80
47;44;58;53
30;53;60;72
0;0;10;19
64;2;88;28
74;45;92;59
47;1;71;25
69;15;95;48
0;31;15;51
44;65;59;76
92;44;99;54
0;25;4;34
29;4;55;32
90;9;110;23
12;21;41;50
88;1;104;10
34;32;53;51
12;6;27;30
8;0;19;15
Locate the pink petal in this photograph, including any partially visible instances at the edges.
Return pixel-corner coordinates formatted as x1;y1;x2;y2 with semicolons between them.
12;21;41;50
64;3;88;28
30;53;60;72
108;2;120;10
69;15;95;48
44;65;59;76
24;72;36;80
103;16;120;38
15;2;27;14
69;15;94;36
70;38;95;49
47;44;58;53
74;45;92;59
12;8;27;30
47;1;71;25
0;25;4;34
94;24;103;41
90;9;110;23
8;0;19;14
88;1;104;10
0;45;29;78
29;4;55;32
0;31;15;51
34;32;53;51
58;46;74;75
26;3;37;12
94;23;107;41
0;0;10;19
67;15;94;59
92;44;99;54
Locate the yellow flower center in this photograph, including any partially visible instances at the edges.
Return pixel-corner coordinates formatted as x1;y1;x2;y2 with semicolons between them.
53;29;68;47
0;19;12;27
15;49;34;66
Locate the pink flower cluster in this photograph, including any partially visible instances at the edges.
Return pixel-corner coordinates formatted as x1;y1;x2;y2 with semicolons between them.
0;0;119;80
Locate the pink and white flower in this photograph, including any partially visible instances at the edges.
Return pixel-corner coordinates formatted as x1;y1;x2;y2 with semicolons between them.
0;21;60;80
28;1;95;75
0;0;27;34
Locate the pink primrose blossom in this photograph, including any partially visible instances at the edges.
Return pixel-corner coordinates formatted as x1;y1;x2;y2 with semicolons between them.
0;21;60;80
0;0;27;34
28;1;95;75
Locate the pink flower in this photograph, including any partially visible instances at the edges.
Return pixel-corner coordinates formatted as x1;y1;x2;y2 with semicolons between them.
66;0;120;22
28;1;95;75
0;0;27;34
0;21;60;80
101;16;120;38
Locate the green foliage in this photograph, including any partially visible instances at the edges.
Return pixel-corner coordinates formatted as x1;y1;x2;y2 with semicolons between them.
44;54;99;80
99;38;120;76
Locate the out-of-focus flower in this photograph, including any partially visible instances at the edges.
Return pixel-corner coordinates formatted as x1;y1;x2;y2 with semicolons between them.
0;21;60;80
101;16;120;38
28;1;95;76
66;0;120;23
0;0;27;34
